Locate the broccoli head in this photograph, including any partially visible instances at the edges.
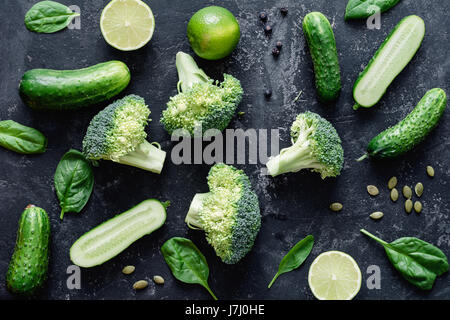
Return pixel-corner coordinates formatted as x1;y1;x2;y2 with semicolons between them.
266;111;343;178
160;52;243;136
185;163;261;264
82;94;166;173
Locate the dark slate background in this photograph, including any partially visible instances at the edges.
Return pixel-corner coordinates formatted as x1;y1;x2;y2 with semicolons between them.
0;0;449;300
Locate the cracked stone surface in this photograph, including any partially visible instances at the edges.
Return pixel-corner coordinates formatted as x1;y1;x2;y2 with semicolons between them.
0;0;448;300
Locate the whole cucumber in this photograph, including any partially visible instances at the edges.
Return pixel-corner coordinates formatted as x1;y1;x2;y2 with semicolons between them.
19;61;130;110
302;12;342;102
358;88;447;160
6;205;50;295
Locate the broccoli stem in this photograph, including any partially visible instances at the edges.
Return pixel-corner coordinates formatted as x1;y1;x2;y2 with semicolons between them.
184;192;210;230
266;142;322;177
176;51;209;93
117;140;166;174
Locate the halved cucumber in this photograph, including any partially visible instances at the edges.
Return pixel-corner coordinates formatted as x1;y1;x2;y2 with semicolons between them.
70;199;167;268
353;15;425;109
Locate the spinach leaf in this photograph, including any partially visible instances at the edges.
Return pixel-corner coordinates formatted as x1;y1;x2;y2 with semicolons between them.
25;1;79;33
54;149;94;220
268;235;314;288
361;229;449;290
0;120;47;154
161;237;218;300
345;0;401;20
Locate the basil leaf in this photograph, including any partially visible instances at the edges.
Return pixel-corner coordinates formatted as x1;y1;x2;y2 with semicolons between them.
54;149;94;220
25;1;80;33
0;120;47;154
161;237;218;300
268;235;314;288
345;0;401;20
361;229;449;290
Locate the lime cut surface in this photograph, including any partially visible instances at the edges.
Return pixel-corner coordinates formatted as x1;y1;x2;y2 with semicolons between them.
100;0;155;51
308;250;362;300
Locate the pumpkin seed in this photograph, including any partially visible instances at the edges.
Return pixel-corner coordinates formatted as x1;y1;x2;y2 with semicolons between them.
388;176;397;189
405;199;413;213
415;183;424;197
426;166;435;178
370;211;384;220
122;265;135;275
414;201;422;213
402;186;412;199
329;202;343;212
133;280;148;290
367;185;379;196
390;188;399;202
153;275;165;285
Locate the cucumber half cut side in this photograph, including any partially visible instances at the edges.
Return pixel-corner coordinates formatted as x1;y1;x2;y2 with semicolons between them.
70;199;167;268
353;15;425;109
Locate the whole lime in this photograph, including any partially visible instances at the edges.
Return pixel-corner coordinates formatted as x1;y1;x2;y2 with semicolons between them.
187;6;241;60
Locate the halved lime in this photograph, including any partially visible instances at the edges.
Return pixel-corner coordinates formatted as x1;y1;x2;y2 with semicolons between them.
100;0;155;51
308;251;362;300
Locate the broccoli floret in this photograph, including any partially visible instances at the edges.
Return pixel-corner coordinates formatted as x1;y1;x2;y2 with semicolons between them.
266;111;343;178
160;52;243;136
82;94;166;173
185;163;261;264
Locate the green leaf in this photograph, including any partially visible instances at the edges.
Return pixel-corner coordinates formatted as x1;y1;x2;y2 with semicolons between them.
268;235;314;288
360;229;449;290
54;149;94;220
385;237;449;290
25;1;79;33
345;0;401;20
0;120;47;154
161;237;218;300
